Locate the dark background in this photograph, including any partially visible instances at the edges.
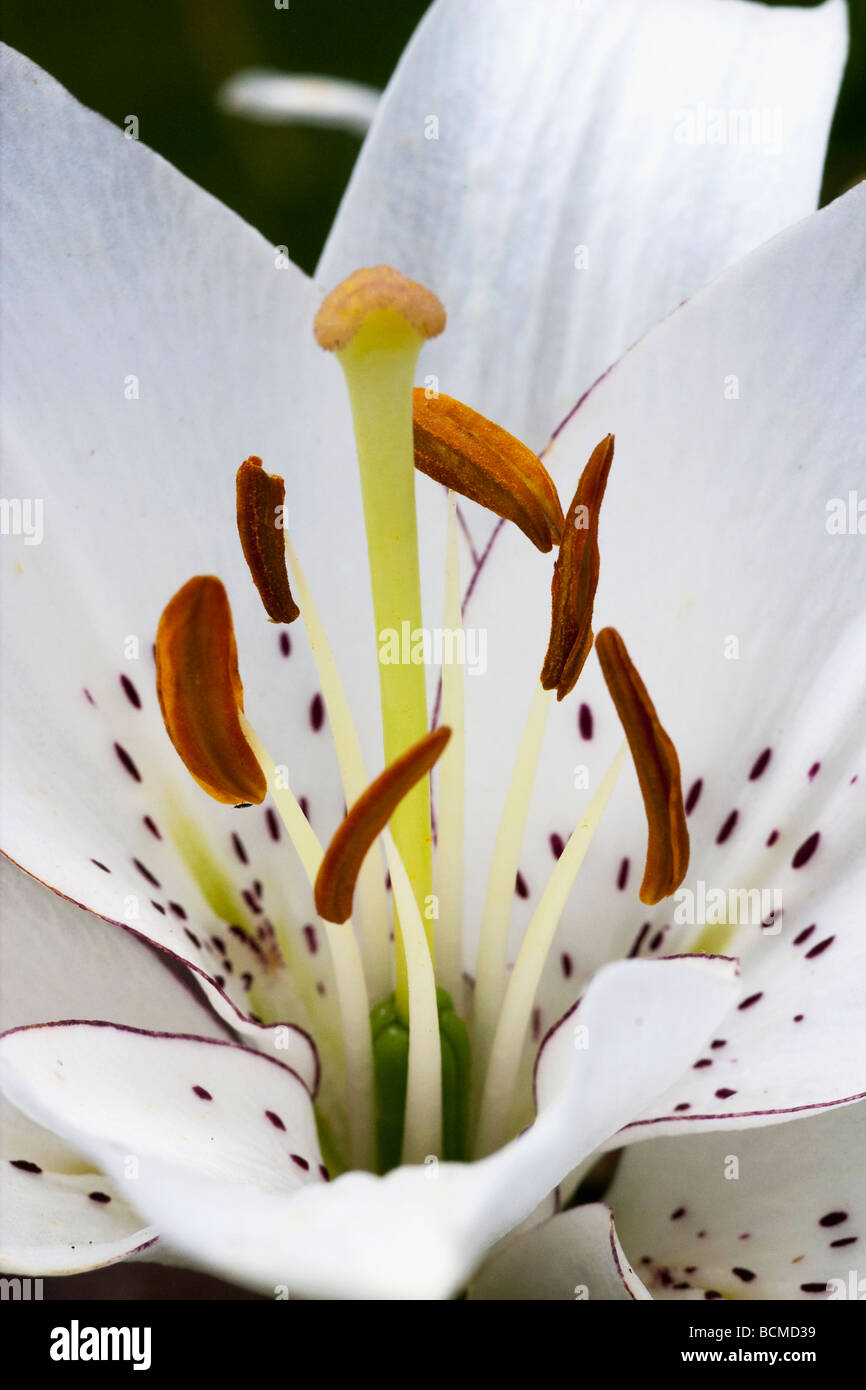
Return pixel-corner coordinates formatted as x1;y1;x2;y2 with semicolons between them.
1;0;864;277
1;0;863;1300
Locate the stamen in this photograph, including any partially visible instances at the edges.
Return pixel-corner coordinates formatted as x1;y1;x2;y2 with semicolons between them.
382;831;442;1165
316;265;446;1020
413;391;564;552
472;682;553;1109
239;713;375;1172
474;742;627;1159
595;627;690;905
155;576;266;805
541;434;614;699
314;726;451;925
284;534;392;1004
236;457;300;623
435;492;465;1003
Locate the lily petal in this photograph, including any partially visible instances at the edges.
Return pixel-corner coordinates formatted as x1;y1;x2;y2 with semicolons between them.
1;1164;156;1277
607;1099;866;1300
320;0;846;459
468;1203;651;1301
0;957;738;1298
459;182;866;1130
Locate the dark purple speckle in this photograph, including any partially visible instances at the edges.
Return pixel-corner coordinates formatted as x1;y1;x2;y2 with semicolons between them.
792;832;820;869
578;703;593;740
749;748;771;780
192;1085;212;1101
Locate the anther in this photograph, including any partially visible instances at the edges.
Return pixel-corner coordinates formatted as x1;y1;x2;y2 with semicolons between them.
155;576;267;805
413;391;564;552
315;727;451;924
595;627;689;904
541;434;614;698
236;457;299;623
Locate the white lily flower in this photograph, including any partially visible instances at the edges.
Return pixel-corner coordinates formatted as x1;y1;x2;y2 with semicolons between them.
1;0;864;1302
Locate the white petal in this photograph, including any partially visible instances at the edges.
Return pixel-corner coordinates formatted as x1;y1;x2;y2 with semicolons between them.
607;1099;866;1300
1;1165;156;1277
0;43;404;1104
0;855;229;1037
219;70;379;135
0;957;737;1296
320;0;846;461
458;182;866;1129
468;1202;651;1300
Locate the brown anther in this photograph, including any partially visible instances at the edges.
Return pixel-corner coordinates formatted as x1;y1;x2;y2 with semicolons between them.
236;457;300;624
595;627;689;905
314;266;446;353
314;726;451;924
155;576;267;806
541;434;614;698
413;391;564;552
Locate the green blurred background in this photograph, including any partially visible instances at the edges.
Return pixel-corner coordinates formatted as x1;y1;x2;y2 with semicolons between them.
1;0;863;276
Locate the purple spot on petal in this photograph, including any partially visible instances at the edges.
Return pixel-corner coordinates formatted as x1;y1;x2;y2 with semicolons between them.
133;858;161;888
674;1103;691;1112
800;1282;829;1294
114;742;141;782
169;902;187;919
231;832;249;865
715;1088;736;1099
693;1058;712;1069
793;1014;804;1023
303;924;318;956
88;1191;111;1204
649;930;664;953
185;929;201;949
805;936;835;960
670;1207;686;1220
120;674;142;709
151;901;165;914
279;631;291;658
192;1086;212;1101
11;1160;42;1174
738;992;763;1011
290;1154;310;1171
578;703;593;740
143;815;162;840
310;694;324;732
617;857;629;891
549;832;564;860
808;762;821;781
299;796;310;821
628;922;651;958
319;1165;330;1182
685;779;702;815
84;688;96;706
710;1039;727;1050
560;952;573;979
265;1110;286;1131
749;748;771;780
766;829;779;847
732;1268;755;1283
830;1237;858;1248
792;832;820;869
91;859;111;873
266;807;280;842
515;871;529;899
794;924;816;946
716;810;738;845
819;1211;848;1227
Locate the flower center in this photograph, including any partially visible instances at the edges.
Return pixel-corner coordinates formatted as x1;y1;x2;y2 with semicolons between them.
154;265;691;1176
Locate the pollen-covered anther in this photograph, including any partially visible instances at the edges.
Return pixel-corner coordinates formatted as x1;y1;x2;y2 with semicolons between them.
155;576;267;806
314;266;446;353
595;626;689;905
315;726;451;924
236;456;300;624
541;434;614;697
413;391;565;552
